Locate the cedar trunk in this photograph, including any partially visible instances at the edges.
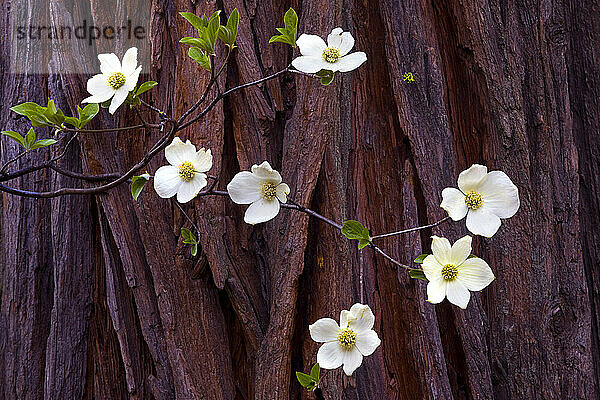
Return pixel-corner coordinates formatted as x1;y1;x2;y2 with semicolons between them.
1;0;599;399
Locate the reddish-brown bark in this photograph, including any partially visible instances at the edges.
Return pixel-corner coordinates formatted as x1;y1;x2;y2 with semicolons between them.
1;0;599;399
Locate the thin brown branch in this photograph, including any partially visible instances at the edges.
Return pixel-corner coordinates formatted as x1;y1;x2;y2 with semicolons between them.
371;216;451;239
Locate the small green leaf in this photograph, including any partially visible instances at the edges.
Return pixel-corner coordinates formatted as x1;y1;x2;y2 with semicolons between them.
181;228;199;256
131;173;150;201
467;254;477;259
295;372;316;388
409;269;428;281
269;8;298;48
190;243;198;257
180;37;205;47
414;254;428;264
78;103;100;128
188;47;211;71
218;8;239;48
179;12;208;31
100;99;111;109
310;363;320;380
2;131;26;147
29;138;57;150
63;116;80;128
358;238;371;250
135;81;158;96
316;69;335;85
10;102;53;127
341;220;369;240
24;128;35;150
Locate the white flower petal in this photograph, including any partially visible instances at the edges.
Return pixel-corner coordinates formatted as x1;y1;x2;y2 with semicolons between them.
421;255;442;282
244;198;280;224
327;28;344;48
450;235;472;266
153;165;182;198
431;236;452;265
165;137;197;166
478;171;520;218
309;318;340;342
332;31;355;56
176;173;207;203
296;34;327;57
251;161;282;184
339;310;351;328
355;330;380;356
458;257;495;291
125;65;142;92
458;164;488;193
334;52;367;72
466;208;501;237
292;55;329;74
348;303;375;333
446;281;471;309
121;47;138;76
98;53;121;75
316;341;344;370
108;87;129;114
83;74;115;103
441;187;468;221
276;183;290;203
426;278;447;304
194;148;213;173
342;346;363;376
227;171;262;204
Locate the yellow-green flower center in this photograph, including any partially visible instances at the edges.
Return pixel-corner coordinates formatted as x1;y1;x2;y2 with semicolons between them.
337;327;357;349
107;72;126;89
464;191;483;210
177;161;196;182
441;264;458;281
260;182;277;201
322;47;341;63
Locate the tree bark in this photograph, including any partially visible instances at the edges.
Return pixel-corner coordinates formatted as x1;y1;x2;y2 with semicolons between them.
1;0;599;399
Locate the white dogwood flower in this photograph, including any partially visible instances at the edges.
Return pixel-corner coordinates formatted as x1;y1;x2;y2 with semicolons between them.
82;47;142;114
440;164;520;237
309;303;381;376
422;236;494;309
227;161;290;225
291;28;367;74
153;137;212;203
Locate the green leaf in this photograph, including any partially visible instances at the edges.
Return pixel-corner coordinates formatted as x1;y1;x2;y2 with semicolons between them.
24;128;35;150
63;116;80;128
78;103;100;128
341;220;369;240
2;131;26;148
218;8;239;48
29;138;57;150
316;69;335;85
409;269;428;281
10;102;53;127
295;372;316;388
188;47;211;71
310;363;320;380
136;81;158;96
358;238;371;250
414;254;428;264
100;99;111;109
180;37;205;47
269;8;298;47
179;12;208;31
131;173;150;201
207;10;221;54
181;228;199;256
190;243;198;257
467;254;477;259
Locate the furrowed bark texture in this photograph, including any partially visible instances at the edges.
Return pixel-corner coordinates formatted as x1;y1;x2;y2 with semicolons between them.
1;0;599;399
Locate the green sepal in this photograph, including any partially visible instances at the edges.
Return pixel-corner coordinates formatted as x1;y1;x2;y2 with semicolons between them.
409;269;428;281
131;173;150;201
316;69;335;85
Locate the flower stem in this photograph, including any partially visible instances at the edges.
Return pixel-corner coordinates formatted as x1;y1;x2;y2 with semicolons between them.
370;216;451;239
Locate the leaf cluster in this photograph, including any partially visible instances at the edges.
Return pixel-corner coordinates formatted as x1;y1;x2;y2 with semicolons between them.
180;9;239;71
2;128;56;152
10;100;99;130
181;228;199;256
341;220;372;249
269;8;298;48
295;363;320;392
